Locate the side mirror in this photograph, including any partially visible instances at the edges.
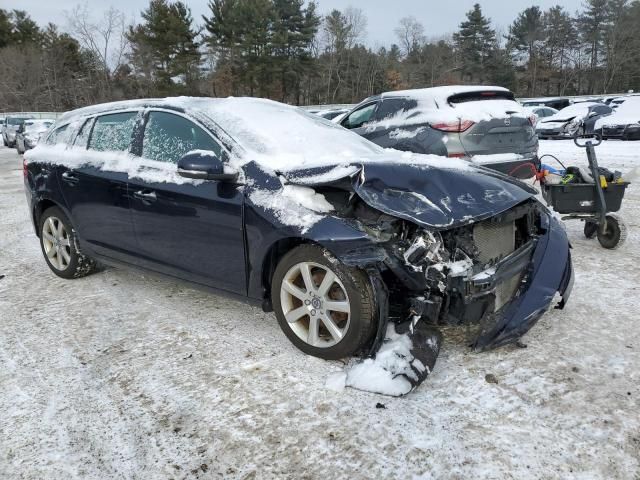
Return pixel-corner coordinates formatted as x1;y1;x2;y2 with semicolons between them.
177;151;238;182
588;111;598;118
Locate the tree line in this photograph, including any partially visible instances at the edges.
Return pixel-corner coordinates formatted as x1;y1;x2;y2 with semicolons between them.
1;0;639;112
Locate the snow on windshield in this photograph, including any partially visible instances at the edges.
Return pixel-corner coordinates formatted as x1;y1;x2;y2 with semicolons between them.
189;97;382;170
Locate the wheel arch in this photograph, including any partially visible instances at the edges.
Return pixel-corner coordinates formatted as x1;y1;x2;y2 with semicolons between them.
259;237;322;311
32;198;68;237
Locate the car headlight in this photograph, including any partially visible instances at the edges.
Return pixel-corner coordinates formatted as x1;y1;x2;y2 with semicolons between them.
565;119;581;133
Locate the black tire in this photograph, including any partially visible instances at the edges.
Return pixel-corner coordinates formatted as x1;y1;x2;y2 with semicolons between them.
271;244;376;360
584;221;598;239
38;206;97;279
2;136;7;146
597;214;627;250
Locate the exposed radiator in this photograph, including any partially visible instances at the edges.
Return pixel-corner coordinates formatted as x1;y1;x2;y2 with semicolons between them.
473;221;516;265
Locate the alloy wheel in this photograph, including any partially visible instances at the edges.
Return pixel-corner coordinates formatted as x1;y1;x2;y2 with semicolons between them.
279;261;351;348
42;216;71;271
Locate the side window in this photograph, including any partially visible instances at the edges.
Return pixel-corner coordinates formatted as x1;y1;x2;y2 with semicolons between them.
374;98;418;121
142;111;222;164
592;105;611;115
88;112;137;152
45;124;70;145
342;103;378;129
73;118;94;148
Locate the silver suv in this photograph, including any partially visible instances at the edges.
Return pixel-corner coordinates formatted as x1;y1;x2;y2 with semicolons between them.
339;86;539;179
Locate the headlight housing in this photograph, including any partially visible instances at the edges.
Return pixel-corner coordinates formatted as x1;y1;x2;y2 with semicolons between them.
565;119;582;134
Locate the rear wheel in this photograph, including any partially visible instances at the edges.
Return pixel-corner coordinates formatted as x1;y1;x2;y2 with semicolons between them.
271;244;375;360
597;214;627;250
584;221;598;239
39;206;97;279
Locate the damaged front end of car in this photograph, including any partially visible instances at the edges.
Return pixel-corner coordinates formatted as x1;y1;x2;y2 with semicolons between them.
284;161;574;395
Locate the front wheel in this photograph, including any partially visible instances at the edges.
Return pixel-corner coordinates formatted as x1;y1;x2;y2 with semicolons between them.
271;244;375;360
39;206;97;279
597;213;627;249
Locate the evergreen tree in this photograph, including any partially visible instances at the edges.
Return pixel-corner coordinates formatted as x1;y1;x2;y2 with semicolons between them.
577;0;609;93
271;0;320;102
507;6;545;95
453;4;497;83
127;0;201;94
9;10;40;45
0;10;11;48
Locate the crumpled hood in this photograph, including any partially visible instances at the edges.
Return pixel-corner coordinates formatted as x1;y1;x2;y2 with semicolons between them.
282;160;537;229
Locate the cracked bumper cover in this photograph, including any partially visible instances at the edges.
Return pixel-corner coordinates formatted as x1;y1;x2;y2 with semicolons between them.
471;212;573;350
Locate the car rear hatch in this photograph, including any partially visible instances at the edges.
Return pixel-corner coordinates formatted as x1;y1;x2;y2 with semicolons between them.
449;90;537;157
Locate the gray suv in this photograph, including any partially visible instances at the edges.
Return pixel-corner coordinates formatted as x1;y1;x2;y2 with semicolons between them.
339;86;539;179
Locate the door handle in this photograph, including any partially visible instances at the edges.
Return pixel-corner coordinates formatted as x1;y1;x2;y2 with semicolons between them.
61;171;79;184
133;190;157;203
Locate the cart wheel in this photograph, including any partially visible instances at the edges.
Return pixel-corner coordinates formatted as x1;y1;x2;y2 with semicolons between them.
597;214;627;250
584;221;598;239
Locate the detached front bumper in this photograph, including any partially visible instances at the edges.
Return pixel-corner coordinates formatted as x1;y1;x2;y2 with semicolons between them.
469;213;573;350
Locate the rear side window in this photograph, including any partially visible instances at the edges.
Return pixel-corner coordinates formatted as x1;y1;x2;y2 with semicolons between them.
343;103;377;129
449;90;516;104
142;111;222;163
374;98;418;121
46;124;70;145
592;105;612;115
88;112;137;152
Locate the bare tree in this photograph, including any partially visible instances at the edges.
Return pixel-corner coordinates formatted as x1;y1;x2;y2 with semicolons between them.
395;16;425;57
66;3;130;76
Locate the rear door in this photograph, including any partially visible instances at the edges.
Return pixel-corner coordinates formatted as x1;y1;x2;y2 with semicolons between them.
128;110;246;294
56;112;139;261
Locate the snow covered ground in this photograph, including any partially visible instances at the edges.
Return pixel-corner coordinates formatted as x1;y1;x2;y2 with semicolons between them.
1;140;639;479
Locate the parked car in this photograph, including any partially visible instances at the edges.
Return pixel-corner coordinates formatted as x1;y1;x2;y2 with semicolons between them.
536;103;613;139
521;97;571;110
337;86;540;179
16;119;54;153
3;116;33;147
595;96;640;140
523;106;558;121
24;97;573;371
608;97;627;110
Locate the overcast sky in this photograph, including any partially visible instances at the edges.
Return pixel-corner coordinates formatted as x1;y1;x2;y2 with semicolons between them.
5;0;584;46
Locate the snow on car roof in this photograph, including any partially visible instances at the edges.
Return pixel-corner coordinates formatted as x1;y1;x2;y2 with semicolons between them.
380;85;510;104
544;102;602;121
595;97;640;128
52;96;474;173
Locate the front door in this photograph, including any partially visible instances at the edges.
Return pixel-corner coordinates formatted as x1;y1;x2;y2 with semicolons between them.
128;110;246;294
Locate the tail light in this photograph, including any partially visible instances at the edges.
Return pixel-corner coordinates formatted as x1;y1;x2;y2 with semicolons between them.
431;120;475;132
448;153;466;158
528;115;538;127
23;158;28;178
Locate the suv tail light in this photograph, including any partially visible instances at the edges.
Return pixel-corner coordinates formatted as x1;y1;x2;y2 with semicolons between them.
528;115;538;127
431;120;475;133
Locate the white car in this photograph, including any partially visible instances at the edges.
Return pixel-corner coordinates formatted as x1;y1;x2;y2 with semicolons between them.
595;96;640;140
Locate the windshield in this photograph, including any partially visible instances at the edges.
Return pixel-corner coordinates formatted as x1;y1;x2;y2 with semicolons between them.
8;118;29;125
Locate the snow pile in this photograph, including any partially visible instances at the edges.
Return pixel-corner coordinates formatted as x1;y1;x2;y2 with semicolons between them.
248;184;333;234
389;127;426;140
327;324;432;397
